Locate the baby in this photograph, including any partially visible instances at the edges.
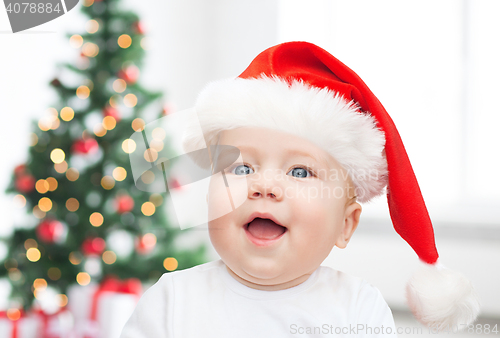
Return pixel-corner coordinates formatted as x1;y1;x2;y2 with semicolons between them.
120;41;479;337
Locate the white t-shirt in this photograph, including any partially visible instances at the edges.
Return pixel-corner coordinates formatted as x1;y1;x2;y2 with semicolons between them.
120;260;396;338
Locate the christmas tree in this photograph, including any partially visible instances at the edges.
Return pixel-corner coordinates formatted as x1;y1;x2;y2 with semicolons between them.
1;0;206;312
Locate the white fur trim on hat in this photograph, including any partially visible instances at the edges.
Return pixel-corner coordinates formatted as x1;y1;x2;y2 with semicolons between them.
406;262;481;331
182;76;388;202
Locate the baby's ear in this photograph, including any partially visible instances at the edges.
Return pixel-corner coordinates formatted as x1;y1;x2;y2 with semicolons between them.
335;202;362;249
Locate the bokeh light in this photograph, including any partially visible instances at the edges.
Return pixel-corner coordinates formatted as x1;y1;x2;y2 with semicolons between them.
69;35;83;48
131;118;145;132
66;168;80;182
69;252;82;265
66;198;80;212
102;116;116;130
101;176;115;190
26;248;41;262
113;79;126;93
118;34;132;48
163;257;178;271
122;139;136;153
144;148;158;163
76;85;90;99
102;250;117;264
46;177;58;191
86;19;99;34
123;93;138;107
89;212;104;227
141;202;155;216
55;161;68;174
38;197;53;212
112;167;127;181
24;239;37;250
13;194;26;208
82;42;99;57
60;107;75;121
76;272;91;286
50;148;65;164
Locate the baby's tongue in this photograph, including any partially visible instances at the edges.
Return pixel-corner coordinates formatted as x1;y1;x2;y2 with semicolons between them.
247;218;286;240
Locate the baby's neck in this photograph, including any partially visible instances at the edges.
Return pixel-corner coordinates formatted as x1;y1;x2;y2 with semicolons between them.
225;265;313;291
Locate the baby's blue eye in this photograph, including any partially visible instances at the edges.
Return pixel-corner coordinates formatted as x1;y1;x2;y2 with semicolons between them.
232;164;254;175
287;167;313;178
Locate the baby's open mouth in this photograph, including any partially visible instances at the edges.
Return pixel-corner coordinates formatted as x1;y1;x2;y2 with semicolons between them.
245;218;287;240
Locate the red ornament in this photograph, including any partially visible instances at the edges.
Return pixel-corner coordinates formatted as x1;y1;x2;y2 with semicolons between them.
115;194;134;214
15;174;35;193
135;233;156;255
81;237;106;256
103;106;121;122
71;138;99;154
132;21;145;35
117;65;140;84
14;164;27;176
36;219;66;244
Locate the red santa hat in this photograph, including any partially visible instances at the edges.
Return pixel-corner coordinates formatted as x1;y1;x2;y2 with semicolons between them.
183;41;480;330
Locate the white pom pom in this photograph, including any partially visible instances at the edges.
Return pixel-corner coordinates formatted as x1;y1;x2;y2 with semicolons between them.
406;262;480;332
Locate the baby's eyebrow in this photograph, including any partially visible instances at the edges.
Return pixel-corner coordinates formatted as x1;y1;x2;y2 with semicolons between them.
227;145;328;168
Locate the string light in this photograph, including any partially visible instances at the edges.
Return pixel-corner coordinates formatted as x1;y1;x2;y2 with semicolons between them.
141;201;155;216
66;168;80;181
101;176;115;190
32;205;46;219
86;19;99;34
38;197;52;212
163;257;178;271
36;179;49;194
33;278;47;290
24;239;37;250
113;79;126;93
50;148;65;164
118;34;132;48
60;107;75;121
89;212;104;227
93;123;107;137
82;0;94;6
76;85;90;99
76;272;91;286
149;194;163;206
109;94;121;108
82;42;99;57
152;127;166;140
58;294;68;307
150;139;164;152
144;148;158;162
66;198;80;212
102;116;116;130
112;167;127;181
8;269;22;282
102;250;117;264
69;35;83;48
26;248;41;262
122;139;136;153
69;252;82;265
46;177;58;191
123;93;138;107
131;118;145;132
30;133;38;146
54;161;68;174
13;194;26;208
6;309;21;321
142;233;157;249
141;170;155;184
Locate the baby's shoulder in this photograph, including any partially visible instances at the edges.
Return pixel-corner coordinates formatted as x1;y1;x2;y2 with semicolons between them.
154;259;223;289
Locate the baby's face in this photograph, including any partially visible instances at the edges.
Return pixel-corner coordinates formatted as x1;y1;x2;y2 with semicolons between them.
207;126;360;290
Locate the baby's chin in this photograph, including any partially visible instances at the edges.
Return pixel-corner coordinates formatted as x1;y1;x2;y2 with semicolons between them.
227;260;309;289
